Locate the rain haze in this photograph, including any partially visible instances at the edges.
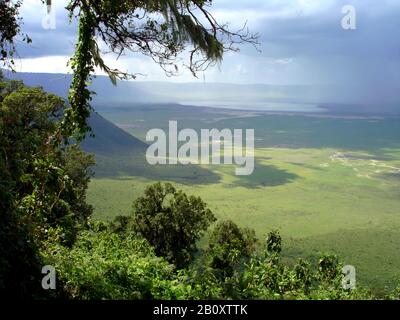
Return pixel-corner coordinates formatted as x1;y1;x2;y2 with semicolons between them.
9;0;400;113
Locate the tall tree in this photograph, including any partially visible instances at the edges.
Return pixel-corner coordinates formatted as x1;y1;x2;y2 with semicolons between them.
0;74;94;298
207;220;257;279
131;182;216;268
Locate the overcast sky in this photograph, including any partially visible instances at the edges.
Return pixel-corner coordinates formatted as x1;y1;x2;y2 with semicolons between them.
14;0;400;88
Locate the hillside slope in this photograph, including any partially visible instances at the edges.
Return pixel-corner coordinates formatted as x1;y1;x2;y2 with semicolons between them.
81;112;148;155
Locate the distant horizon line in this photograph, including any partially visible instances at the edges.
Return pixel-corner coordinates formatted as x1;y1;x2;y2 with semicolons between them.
1;68;374;88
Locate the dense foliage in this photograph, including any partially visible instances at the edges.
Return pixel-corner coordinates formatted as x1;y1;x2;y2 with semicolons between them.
129;182;216;268
206;220;257;279
0;74;94;298
42;215;375;300
44;225;183;299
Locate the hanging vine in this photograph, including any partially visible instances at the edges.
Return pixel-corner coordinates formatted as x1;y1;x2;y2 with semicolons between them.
60;0;258;140
61;8;96;140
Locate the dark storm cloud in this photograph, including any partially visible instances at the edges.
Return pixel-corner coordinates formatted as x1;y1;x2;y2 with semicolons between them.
254;1;400;60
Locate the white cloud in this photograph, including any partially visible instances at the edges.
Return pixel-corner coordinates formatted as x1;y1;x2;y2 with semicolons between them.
14;55;71;74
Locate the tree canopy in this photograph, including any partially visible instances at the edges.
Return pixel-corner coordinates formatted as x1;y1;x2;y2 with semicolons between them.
130;182;216;268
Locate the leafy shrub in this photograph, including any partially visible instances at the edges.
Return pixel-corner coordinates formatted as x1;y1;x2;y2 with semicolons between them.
43;226;193;299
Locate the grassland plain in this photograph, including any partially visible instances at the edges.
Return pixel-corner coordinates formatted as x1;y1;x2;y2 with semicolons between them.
87;105;400;292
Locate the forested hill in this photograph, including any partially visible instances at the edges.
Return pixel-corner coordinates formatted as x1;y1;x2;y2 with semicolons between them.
2;70;148;157
80;112;148;156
